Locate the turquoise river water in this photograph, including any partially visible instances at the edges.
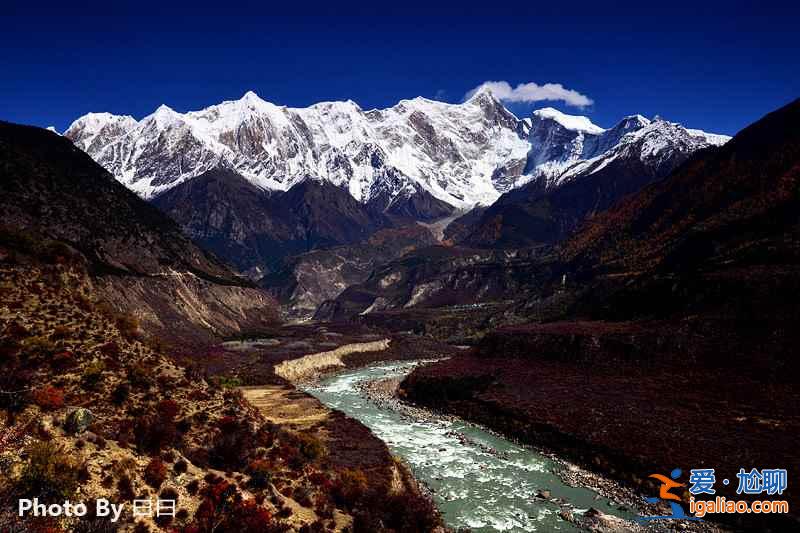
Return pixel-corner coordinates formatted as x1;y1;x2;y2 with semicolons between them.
304;360;637;532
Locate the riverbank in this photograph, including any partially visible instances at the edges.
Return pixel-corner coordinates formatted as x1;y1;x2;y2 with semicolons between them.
400;342;799;531
168;324;456;531
353;364;725;533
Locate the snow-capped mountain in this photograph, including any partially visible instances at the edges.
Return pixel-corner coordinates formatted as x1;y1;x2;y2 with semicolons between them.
65;89;729;211
461;111;735;249
518;107;729;189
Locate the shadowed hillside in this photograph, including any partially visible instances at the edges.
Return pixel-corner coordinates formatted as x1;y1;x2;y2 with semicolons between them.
0;122;278;345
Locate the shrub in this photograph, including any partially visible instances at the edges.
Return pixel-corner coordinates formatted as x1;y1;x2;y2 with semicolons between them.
209;417;255;470
186;447;209;468
160;486;179;502
71;517;119;533
156;399;180;420
332;468;368;510
50;350;76;372
31;385;64;410
50;325;71;340
21;336;55;358
228;500;288;532
134;414;177;454
293;486;313;508
144;458;167;488
192;482;288;533
115;314;140;341
98;341;120;357
186;479;200;495
379;491;442;532
295;433;324;463
117;474;135;501
3;321;28;340
111;383;130;405
19;441;81;499
81;360;106;390
173;459;188;474
215;375;243;389
0;337;21;364
127;363;152;389
176;417;192;434
246;459;273;489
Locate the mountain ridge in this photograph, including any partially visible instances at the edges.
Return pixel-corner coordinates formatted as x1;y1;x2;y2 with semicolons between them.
65;91;729;212
151;168;394;275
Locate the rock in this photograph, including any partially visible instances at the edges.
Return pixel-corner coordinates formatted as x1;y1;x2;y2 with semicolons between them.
535;489;551;500
585;507;602;518
582;507;635;533
65;408;93;434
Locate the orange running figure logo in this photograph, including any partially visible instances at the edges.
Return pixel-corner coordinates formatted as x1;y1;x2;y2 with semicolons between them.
648;472;685;502
638;468;702;522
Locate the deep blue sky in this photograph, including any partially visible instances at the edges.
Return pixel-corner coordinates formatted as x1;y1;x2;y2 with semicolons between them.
2;1;797;135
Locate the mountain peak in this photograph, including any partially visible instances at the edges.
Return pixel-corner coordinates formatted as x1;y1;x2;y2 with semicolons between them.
532;107;605;134
466;86;501;105
148;104;182;128
620;114;651;127
240;90;266;105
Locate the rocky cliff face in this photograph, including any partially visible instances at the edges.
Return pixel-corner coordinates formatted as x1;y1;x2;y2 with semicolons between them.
0;121;278;344
262;225;438;318
314;246;555;325
63;92;729;321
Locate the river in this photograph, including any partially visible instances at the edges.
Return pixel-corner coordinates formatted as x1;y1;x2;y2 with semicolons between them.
304;360;637;532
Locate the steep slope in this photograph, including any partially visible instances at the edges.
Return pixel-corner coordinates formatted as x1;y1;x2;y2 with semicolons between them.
559;98;800;326
0;121;277;344
0;242;440;532
464;117;726;248
65;90;726;213
315;245;553;332
152;169;392;274
150;168;281;273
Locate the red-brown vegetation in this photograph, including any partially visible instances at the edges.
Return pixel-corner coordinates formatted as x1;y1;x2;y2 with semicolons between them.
31;385;64;410
144;458;167;488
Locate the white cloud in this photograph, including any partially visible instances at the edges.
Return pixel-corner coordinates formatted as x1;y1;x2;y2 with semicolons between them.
466;80;593;108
